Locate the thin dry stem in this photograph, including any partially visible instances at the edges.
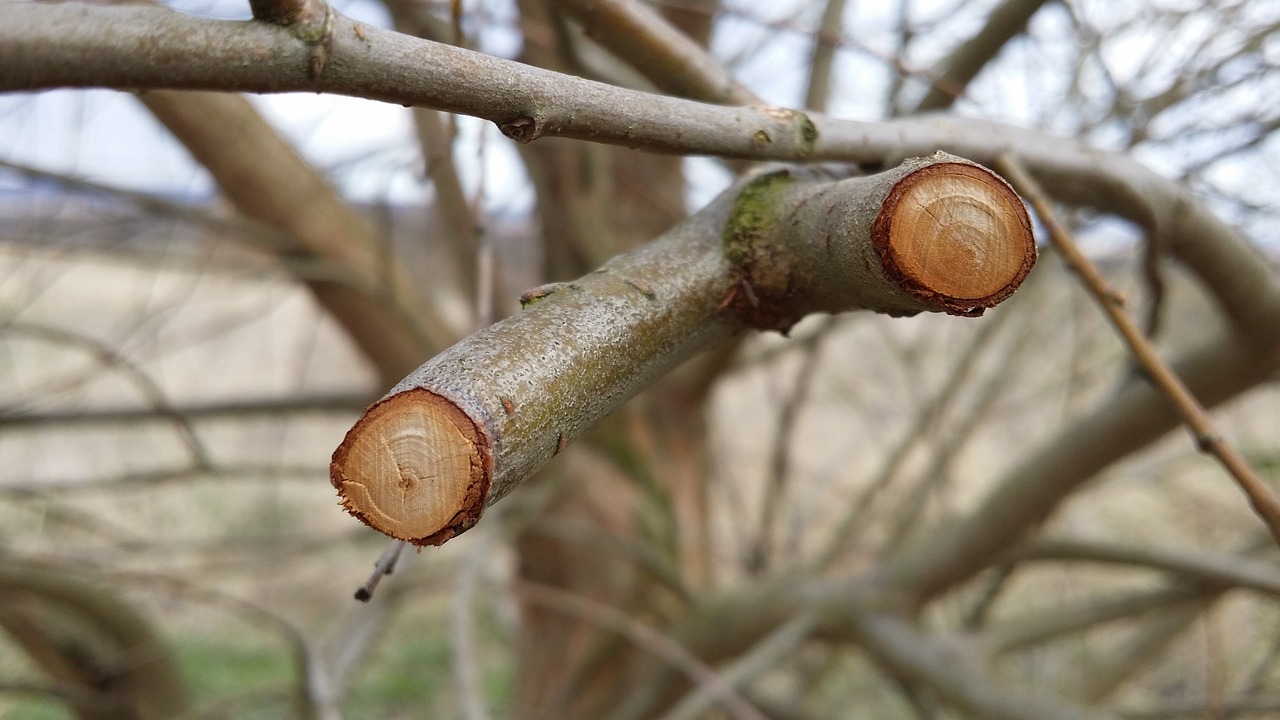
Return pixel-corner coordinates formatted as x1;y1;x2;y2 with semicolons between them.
997;154;1280;548
353;540;405;602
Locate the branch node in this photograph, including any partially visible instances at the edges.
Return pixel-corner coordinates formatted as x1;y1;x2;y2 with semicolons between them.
1195;432;1220;453
500;116;540;143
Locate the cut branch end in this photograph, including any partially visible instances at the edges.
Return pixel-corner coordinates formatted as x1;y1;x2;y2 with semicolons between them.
873;161;1034;316
330;389;491;546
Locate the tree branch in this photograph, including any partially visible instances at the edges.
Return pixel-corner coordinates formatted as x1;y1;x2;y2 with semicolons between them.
877;326;1280;605
136;90;451;384
849;610;1120;720
911;0;1052;113
330;154;1035;545
1014;537;1280;599
999;154;1280;546
803;0;849;113
4;3;1271;337
552;0;759;104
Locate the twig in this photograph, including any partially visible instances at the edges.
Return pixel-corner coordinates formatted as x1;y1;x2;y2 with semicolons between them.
353;539;406;602
996;153;1280;548
0;320;211;469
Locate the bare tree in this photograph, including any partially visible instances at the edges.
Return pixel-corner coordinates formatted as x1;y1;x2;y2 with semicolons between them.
2;1;1279;719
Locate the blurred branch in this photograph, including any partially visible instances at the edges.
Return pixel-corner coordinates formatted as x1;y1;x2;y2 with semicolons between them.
450;521;507;720
0;463;324;495
818;306;1017;567
802;0;848;113
0;559;190;720
0;159;292;251
384;0;483;315
552;0;759;104
0;392;368;429
748;323;829;574
0;320;210;468
998;154;1280;547
849;610;1119;720
1122;696;1280;720
877;326;1280;606
137;90;452;385
986;585;1198;654
517;580;768;720
657;611;819;720
1013;537;1280;599
911;0;1052;113
1077;595;1219;705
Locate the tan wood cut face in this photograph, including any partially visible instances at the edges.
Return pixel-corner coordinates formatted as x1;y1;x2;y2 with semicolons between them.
331;388;486;544
881;163;1031;301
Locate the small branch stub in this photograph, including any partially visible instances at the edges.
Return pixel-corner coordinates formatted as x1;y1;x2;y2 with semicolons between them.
872;161;1033;316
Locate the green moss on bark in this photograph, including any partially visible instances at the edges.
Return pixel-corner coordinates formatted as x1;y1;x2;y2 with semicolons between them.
722;169;794;266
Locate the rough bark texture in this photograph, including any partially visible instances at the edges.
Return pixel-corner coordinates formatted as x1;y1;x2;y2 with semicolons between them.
330;154;1035;545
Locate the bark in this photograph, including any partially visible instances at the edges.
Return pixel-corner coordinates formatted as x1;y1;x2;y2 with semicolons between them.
329;153;1034;545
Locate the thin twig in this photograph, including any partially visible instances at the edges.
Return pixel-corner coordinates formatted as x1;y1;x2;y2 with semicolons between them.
353;540;406;602
1;321;211;468
996;153;1280;548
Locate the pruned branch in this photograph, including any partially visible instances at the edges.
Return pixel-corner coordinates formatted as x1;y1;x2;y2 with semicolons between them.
330;153;1035;545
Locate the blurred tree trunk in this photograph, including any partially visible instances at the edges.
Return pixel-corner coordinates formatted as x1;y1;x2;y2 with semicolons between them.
510;4;714;716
